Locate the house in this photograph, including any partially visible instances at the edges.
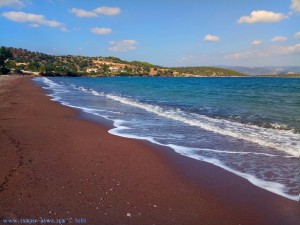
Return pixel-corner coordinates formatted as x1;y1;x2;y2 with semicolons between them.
86;68;98;73
109;66;121;72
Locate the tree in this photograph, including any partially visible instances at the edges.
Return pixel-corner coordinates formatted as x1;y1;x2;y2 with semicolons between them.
124;65;132;74
79;61;88;70
0;47;13;74
45;63;55;72
144;67;150;73
39;63;46;73
101;64;109;73
28;61;41;72
5;60;16;70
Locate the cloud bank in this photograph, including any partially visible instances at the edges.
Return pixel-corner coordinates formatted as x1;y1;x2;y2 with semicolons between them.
94;7;121;16
70;6;121;18
238;10;287;24
90;27;112;35
0;0;24;8
291;0;300;12
1;11;67;31
251;40;262;45
203;34;220;42
271;36;288;42
226;43;300;60
69;8;97;18
109;40;137;52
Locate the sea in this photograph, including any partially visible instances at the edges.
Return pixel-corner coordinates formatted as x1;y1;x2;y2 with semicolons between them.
33;76;300;202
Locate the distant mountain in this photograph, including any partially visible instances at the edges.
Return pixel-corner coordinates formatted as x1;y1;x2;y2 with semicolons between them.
222;66;300;76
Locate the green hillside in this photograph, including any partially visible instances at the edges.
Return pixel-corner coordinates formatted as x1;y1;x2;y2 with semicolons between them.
2;46;245;77
174;67;245;77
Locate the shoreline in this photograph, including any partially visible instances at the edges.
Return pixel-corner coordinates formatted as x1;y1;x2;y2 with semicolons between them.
0;76;299;225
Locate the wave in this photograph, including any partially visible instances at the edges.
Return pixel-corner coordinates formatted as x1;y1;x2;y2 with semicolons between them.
192;148;292;157
269;122;289;130
99;92;299;158
109;123;298;202
170;145;299;202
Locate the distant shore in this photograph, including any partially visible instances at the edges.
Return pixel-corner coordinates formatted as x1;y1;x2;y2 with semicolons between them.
0;75;299;225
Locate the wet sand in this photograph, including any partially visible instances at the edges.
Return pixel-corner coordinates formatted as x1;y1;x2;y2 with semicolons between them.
0;76;299;225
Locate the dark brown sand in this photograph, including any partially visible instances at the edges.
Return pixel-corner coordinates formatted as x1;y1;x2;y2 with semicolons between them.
0;76;299;225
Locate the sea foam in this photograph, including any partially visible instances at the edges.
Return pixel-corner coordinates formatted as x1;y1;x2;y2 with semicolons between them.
99;91;299;158
109;122;299;202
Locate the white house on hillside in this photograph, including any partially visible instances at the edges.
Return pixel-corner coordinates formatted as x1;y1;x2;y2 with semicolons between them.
86;68;98;73
109;66;121;72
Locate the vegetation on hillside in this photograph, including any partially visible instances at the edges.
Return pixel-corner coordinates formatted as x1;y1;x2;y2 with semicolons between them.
0;47;13;74
2;46;246;77
174;67;245;77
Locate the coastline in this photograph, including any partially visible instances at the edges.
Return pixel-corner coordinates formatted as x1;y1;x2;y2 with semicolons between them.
0;76;299;225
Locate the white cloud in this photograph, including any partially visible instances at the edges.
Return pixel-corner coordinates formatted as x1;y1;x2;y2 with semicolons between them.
225;50;269;60
0;0;24;8
295;31;300;39
226;43;300;60
203;34;220;42
291;0;300;12
70;6;121;18
94;6;121;16
1;11;67;31
69;8;97;18
251;40;262;45
276;43;300;54
271;36;288;42
109;40;137;52
238;10;287;24
90;27;112;35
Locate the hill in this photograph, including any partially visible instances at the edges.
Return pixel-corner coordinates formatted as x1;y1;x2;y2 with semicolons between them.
222;66;300;76
3;46;245;77
173;67;244;77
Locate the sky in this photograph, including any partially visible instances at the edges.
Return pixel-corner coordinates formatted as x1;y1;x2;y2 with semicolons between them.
0;0;299;67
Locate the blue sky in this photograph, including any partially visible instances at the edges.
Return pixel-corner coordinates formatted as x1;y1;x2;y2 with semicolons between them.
0;0;299;67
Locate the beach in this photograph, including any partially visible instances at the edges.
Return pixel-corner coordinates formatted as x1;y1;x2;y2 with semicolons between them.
0;76;299;225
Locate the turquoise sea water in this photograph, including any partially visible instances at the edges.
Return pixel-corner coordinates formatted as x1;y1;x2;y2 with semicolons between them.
34;77;300;201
